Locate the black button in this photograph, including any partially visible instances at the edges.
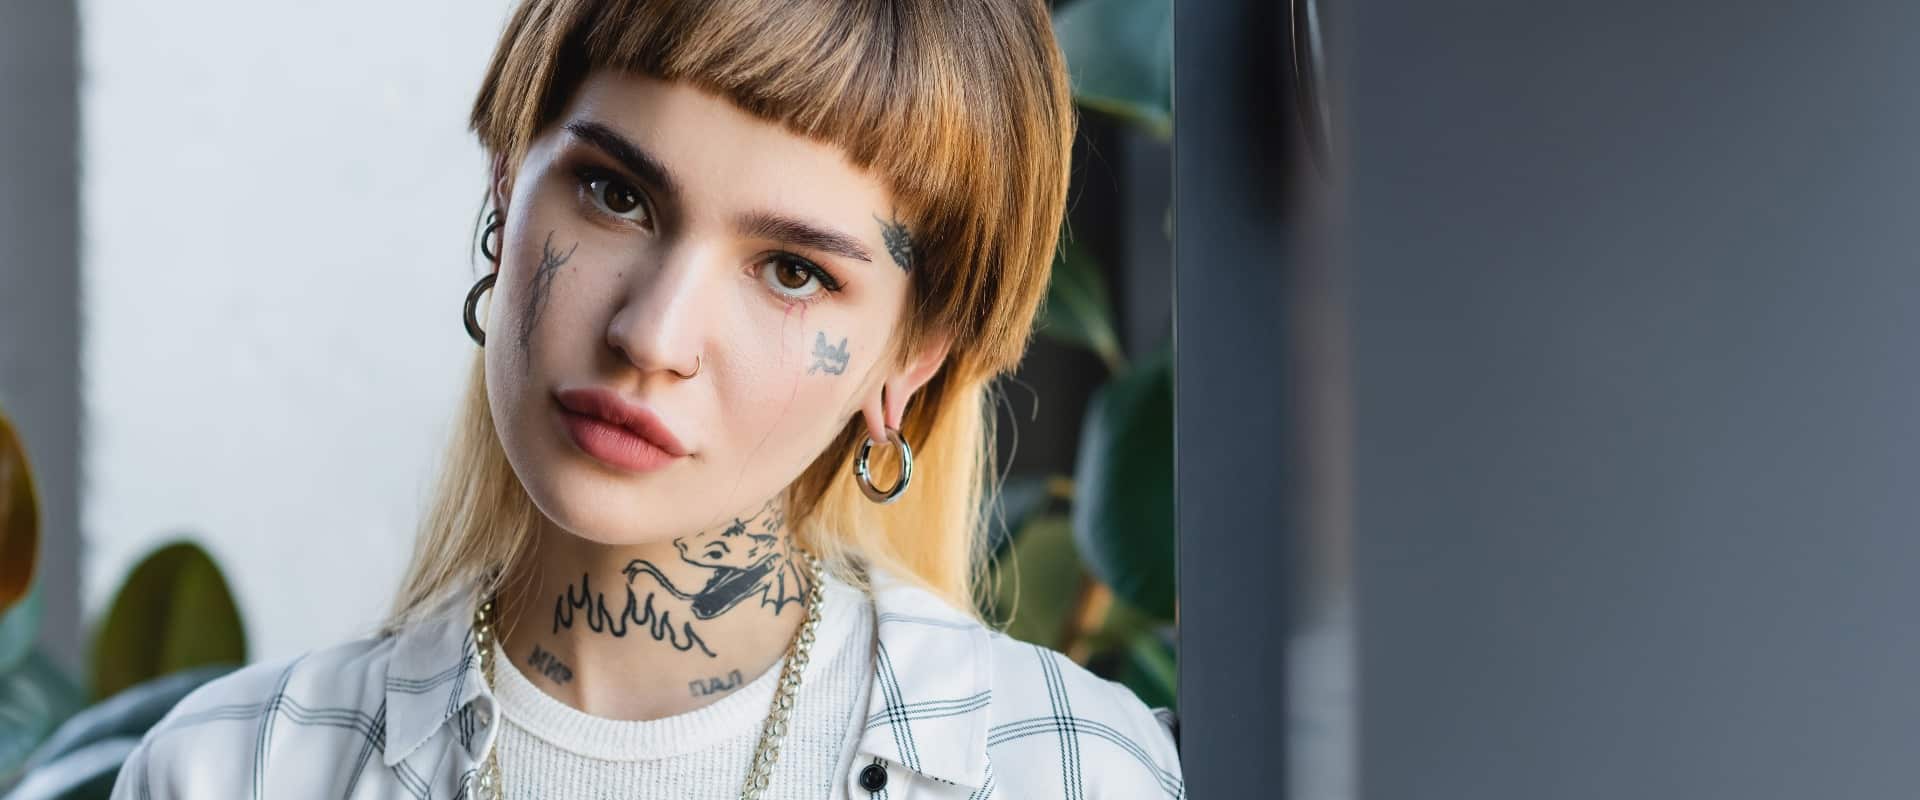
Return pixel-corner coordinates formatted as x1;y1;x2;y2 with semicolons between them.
858;763;889;791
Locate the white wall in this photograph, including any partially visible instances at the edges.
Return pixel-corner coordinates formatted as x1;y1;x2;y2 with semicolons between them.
81;1;518;662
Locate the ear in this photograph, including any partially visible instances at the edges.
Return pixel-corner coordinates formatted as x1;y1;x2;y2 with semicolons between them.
860;334;953;443
489;151;511;213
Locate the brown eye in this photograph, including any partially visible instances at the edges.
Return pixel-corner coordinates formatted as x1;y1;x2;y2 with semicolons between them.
601;181;640;214
774;260;811;289
757;255;840;301
579;169;650;226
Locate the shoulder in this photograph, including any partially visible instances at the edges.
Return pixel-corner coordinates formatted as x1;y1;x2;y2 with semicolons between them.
978;629;1185;799
113;632;397;798
860;563;1184;798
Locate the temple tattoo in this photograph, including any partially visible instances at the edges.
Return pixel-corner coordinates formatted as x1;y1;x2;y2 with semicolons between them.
690;669;744;697
875;213;915;273
527;643;574;686
624;499;814;620
552;571;718;658
806;331;850;376
517;230;579;355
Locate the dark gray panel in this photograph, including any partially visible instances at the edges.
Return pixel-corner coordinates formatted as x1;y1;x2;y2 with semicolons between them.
1350;2;1920;797
1175;0;1318;796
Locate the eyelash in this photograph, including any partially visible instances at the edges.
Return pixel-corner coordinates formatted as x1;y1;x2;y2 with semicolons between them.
570;162;846;302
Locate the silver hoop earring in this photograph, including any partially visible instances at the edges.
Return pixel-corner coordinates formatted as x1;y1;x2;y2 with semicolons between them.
854;427;913;504
464;272;496;347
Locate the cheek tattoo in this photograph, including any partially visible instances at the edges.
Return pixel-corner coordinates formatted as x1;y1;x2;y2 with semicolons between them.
807;331;851;376
517;230;580;357
875;213;915;273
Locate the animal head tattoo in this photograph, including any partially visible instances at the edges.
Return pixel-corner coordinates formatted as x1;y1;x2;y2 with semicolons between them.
623;501;812;620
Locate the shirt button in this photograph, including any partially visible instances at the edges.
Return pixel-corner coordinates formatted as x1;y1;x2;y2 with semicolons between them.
858;763;889;791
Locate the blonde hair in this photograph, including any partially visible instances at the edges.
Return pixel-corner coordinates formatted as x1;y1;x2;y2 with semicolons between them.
384;0;1075;633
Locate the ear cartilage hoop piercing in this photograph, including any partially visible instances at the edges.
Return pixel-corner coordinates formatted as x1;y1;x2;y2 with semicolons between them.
464;272;496;347
480;210;503;264
854;427;913;504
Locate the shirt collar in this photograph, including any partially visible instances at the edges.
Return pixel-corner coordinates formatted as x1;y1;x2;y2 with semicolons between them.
854;563;995;789
381;577;488;767
380;561;995;789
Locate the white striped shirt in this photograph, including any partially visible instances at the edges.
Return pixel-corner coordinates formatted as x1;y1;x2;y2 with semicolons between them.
110;561;1186;799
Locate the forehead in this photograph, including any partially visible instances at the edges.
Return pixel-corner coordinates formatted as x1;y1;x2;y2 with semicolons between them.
557;71;896;224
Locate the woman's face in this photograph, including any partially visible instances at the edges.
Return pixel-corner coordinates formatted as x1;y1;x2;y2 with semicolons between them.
482;71;945;546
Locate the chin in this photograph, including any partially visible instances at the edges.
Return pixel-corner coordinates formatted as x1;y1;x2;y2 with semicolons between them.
521;457;696;548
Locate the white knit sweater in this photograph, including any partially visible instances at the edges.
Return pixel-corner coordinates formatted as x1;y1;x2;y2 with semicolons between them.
487;572;875;799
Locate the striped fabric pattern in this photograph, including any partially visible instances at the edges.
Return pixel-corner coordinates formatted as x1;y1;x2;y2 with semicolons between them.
111;562;1185;799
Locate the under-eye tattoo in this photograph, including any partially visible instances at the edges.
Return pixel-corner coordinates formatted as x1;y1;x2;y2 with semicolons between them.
624;499;814;620
518;230;579;355
806;331;850;376
552;571;718;658
527;643;574;686
690;669;744;697
875;213;915;273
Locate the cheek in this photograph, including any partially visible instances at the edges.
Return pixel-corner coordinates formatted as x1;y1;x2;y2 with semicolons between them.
506;238;626;362
716;302;859;448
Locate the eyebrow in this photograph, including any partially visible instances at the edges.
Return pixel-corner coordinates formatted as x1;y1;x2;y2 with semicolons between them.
564;119;682;201
564;118;874;264
736;210;874;263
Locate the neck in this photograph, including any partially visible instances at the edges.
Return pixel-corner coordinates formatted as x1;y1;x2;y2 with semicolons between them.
492;496;816;721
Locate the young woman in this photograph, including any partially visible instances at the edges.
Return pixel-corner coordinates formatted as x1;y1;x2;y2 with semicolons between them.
112;0;1184;797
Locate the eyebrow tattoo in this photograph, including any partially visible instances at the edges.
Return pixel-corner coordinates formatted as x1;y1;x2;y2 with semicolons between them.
876;213;915;273
564;119;682;201
738;210;873;263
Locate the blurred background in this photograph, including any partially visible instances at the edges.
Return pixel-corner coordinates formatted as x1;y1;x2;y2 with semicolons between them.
1;0;1196;796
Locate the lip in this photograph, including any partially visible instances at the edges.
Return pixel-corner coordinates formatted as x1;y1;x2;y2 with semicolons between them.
553;386;690;472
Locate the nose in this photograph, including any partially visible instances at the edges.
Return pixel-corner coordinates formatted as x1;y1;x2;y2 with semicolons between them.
604;246;706;380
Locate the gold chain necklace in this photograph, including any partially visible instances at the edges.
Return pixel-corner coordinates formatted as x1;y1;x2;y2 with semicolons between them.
469;550;828;800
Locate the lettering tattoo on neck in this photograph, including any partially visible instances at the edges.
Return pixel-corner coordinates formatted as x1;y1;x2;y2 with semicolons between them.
551;571;718;658
517;230;578;357
875;213;915;273
690;669;744;697
526;643;574;686
807;331;850;376
624;499;815;620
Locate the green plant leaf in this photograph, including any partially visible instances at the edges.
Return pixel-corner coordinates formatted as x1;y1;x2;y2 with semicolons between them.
4;736;137;800
22;664;232;776
1079;589;1157;654
1038;241;1127;373
89;541;246;702
989;514;1086;647
1072;344;1175;621
0;648;85;781
0;405;42;620
1116;630;1178;710
983;475;1061;561
1053;0;1173;138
